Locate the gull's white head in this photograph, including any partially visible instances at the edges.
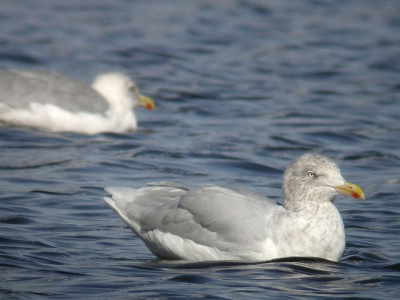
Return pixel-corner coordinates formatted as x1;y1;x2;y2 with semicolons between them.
282;154;364;211
91;72;155;114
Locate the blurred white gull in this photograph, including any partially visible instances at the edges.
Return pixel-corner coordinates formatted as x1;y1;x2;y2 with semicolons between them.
0;69;155;134
104;154;365;262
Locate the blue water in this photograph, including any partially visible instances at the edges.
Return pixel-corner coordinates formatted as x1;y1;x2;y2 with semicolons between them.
1;0;400;299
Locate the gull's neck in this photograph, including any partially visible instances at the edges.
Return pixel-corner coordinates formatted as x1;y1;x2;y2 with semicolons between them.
283;184;336;212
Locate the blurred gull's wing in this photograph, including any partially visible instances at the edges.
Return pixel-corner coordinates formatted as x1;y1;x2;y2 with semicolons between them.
0;69;108;113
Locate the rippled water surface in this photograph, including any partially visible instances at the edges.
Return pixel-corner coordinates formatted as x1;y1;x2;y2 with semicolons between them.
1;1;400;299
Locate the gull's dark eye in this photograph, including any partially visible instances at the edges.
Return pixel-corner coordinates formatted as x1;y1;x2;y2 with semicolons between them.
307;171;315;178
129;83;138;93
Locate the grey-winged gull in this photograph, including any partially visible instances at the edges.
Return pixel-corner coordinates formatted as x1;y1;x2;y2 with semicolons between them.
0;69;155;134
103;153;364;262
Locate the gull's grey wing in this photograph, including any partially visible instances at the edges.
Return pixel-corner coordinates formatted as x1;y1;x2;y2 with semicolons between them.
0;69;109;113
105;182;281;256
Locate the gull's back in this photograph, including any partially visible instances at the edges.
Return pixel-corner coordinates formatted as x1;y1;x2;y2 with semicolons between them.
0;69;108;113
104;181;282;261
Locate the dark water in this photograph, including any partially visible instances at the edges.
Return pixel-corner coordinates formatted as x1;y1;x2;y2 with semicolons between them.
1;0;400;299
